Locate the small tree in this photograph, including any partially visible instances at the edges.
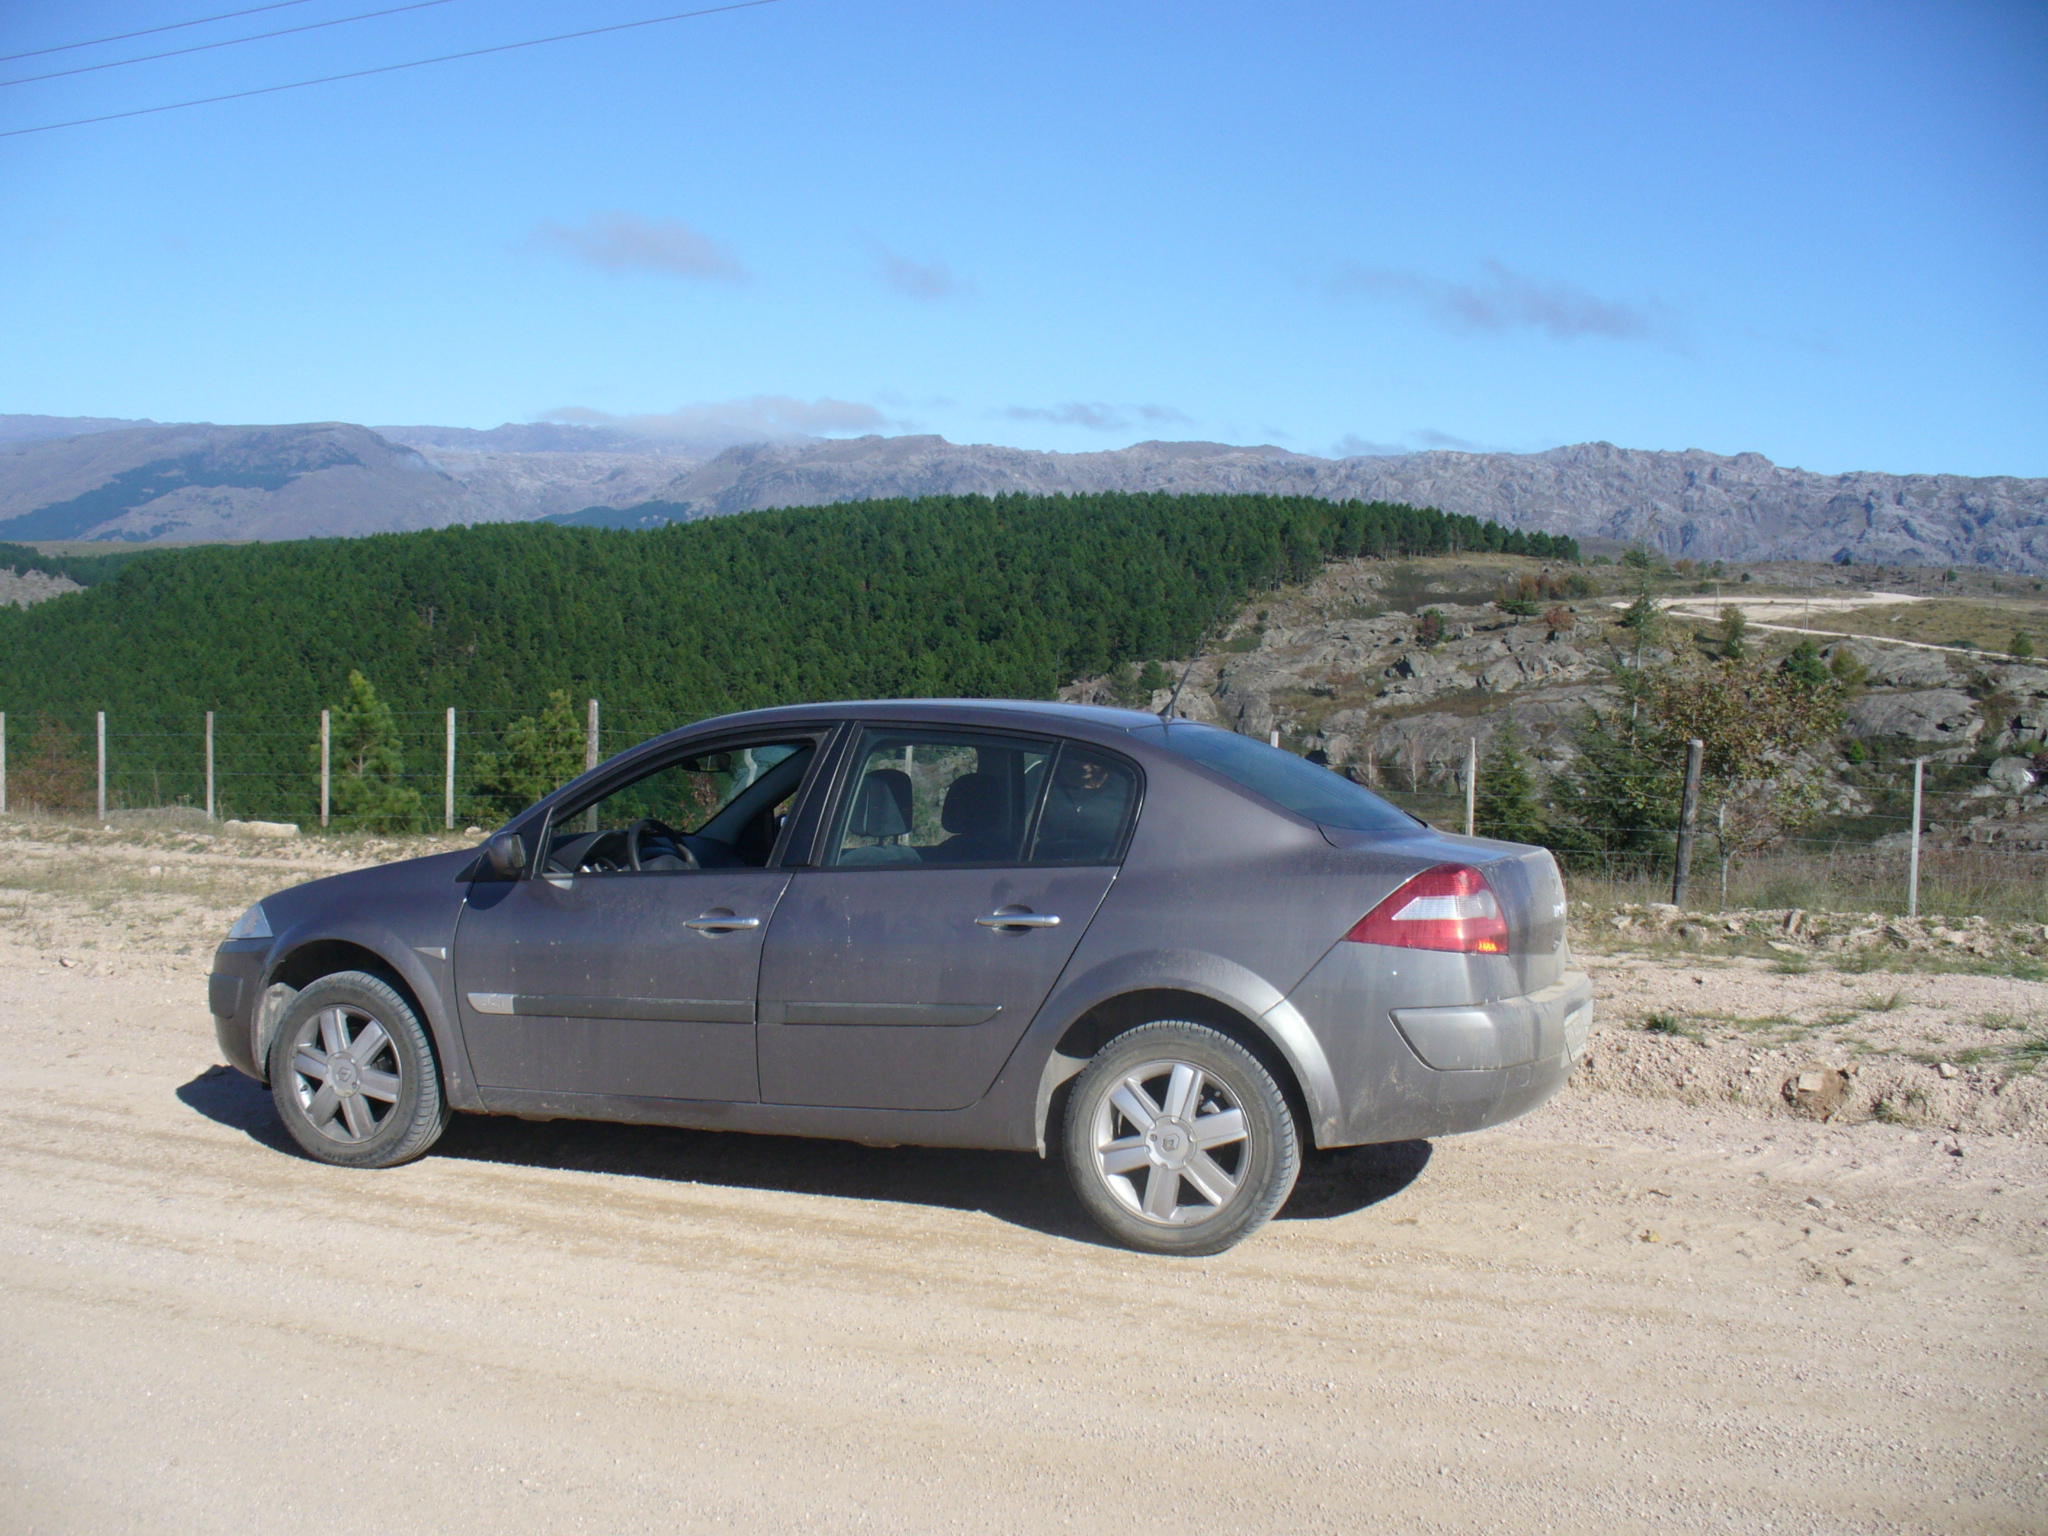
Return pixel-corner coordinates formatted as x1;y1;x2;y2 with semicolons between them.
1781;638;1832;693
473;689;585;816
313;671;421;831
13;720;92;813
2011;631;2035;661
1474;718;1548;846
1542;604;1575;640
1416;609;1445;647
1718;604;1748;659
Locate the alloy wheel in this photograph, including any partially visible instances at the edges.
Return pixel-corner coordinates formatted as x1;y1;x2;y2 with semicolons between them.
1089;1058;1250;1225
287;1004;405;1144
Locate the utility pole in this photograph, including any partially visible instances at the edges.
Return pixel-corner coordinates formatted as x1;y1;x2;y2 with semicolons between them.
1672;737;1703;906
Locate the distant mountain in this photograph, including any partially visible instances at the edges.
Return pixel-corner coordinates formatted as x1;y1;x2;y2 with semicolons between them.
0;413;157;446
2;415;2044;573
556;436;2048;574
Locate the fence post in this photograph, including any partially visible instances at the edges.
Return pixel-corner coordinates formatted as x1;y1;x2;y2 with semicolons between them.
1908;757;1924;919
584;698;601;834
445;706;456;831
205;711;215;820
0;711;6;815
1269;727;1280;748
320;709;331;829
1672;737;1703;906
1464;736;1477;836
97;711;106;821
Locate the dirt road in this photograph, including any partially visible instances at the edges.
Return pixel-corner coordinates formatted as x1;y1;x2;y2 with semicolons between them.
1;825;2044;1532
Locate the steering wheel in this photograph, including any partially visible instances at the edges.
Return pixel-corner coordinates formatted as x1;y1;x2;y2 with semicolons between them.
627;817;698;872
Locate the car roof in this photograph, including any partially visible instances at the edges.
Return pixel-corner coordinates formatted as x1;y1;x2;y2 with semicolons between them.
678;699;1169;734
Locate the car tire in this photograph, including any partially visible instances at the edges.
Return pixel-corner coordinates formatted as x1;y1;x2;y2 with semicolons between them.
1063;1020;1301;1255
267;970;451;1169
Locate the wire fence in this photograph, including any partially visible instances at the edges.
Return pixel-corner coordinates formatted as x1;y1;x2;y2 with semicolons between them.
2;703;2043;921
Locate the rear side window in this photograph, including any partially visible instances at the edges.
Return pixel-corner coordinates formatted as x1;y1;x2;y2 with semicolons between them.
1029;745;1139;864
828;727;1054;868
1134;722;1418;832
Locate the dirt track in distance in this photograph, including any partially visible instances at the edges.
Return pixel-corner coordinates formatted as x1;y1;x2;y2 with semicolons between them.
0;821;2043;1533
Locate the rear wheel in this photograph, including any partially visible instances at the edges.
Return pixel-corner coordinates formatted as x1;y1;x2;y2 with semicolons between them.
267;971;450;1168
1063;1021;1300;1255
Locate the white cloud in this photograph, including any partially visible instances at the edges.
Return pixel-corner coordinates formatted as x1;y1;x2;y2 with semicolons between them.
527;211;746;281
1330;258;1664;342
1005;402;1193;433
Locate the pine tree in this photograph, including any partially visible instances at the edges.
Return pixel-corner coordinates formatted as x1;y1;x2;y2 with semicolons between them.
1719;604;1748;659
473;690;585;815
313;671;422;831
1473;717;1548;846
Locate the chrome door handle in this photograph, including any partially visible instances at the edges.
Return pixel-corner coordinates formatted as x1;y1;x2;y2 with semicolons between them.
976;913;1060;929
685;915;762;932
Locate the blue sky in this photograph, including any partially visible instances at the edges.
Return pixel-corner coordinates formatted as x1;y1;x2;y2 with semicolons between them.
2;0;2043;475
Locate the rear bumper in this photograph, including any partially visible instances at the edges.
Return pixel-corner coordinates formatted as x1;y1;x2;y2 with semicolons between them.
1281;947;1593;1147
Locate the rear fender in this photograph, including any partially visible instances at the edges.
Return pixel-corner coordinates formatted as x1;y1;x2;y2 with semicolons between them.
1018;948;1342;1154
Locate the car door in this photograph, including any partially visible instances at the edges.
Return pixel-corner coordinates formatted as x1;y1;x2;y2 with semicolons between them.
756;726;1141;1111
454;731;830;1102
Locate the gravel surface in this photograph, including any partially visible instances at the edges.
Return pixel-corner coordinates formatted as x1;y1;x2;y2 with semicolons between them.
2;819;2044;1533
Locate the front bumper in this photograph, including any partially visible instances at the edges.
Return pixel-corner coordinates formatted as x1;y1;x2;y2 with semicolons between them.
209;938;274;1079
1282;947;1593;1147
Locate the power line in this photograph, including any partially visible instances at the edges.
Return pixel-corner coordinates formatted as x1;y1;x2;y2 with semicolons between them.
0;0;783;140
2;0;465;90
0;0;321;64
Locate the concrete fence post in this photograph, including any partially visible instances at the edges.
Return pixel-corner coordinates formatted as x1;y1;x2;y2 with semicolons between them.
205;711;215;821
1672;737;1704;906
320;709;331;829
1464;737;1477;837
1908;757;1924;919
0;711;7;815
445;706;456;831
584;698;601;834
97;711;106;821
1269;728;1280;748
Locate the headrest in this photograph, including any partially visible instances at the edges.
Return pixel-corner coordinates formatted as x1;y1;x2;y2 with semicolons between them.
849;768;912;839
941;771;1007;834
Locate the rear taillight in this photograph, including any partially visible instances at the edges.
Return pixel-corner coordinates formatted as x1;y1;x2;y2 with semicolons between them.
1344;864;1509;955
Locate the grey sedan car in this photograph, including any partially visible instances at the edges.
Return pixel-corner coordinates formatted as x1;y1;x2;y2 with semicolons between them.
209;700;1591;1254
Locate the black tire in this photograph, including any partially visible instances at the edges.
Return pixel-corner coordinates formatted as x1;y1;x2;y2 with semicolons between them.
1063;1020;1301;1256
267;970;450;1169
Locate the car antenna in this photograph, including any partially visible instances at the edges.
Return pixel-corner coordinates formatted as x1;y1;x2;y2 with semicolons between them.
1159;597;1235;724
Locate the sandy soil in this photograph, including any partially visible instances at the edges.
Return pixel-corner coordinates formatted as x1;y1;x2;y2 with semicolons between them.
1;817;2044;1533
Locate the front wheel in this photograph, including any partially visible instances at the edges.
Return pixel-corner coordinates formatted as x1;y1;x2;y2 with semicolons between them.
267;971;450;1168
1063;1021;1300;1255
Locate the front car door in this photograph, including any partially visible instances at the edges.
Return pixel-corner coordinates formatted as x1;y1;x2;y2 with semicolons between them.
756;725;1142;1111
455;729;832;1102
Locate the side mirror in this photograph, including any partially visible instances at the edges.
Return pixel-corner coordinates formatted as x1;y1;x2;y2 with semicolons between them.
483;831;527;879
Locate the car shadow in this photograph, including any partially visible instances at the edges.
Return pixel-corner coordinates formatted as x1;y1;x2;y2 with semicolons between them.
176;1068;1433;1246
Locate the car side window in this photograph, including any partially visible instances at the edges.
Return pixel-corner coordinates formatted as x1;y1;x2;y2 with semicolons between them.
546;739;816;875
1028;744;1139;865
827;728;1053;869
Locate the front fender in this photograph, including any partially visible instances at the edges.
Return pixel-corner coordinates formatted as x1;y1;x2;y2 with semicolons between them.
260;917;482;1112
1012;947;1344;1153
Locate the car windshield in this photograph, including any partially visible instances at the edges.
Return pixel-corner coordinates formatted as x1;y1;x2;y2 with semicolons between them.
1134;722;1419;832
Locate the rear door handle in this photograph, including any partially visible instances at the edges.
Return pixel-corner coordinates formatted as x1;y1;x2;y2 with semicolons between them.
685;915;762;932
976;913;1060;929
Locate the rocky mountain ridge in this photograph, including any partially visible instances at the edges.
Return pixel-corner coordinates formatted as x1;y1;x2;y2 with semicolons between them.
2;415;2043;573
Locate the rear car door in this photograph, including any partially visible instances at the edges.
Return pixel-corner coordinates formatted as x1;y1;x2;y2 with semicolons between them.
454;731;829;1102
756;725;1141;1111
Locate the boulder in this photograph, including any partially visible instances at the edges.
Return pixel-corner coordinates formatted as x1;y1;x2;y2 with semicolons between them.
1987;756;2037;794
1845;689;1981;743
